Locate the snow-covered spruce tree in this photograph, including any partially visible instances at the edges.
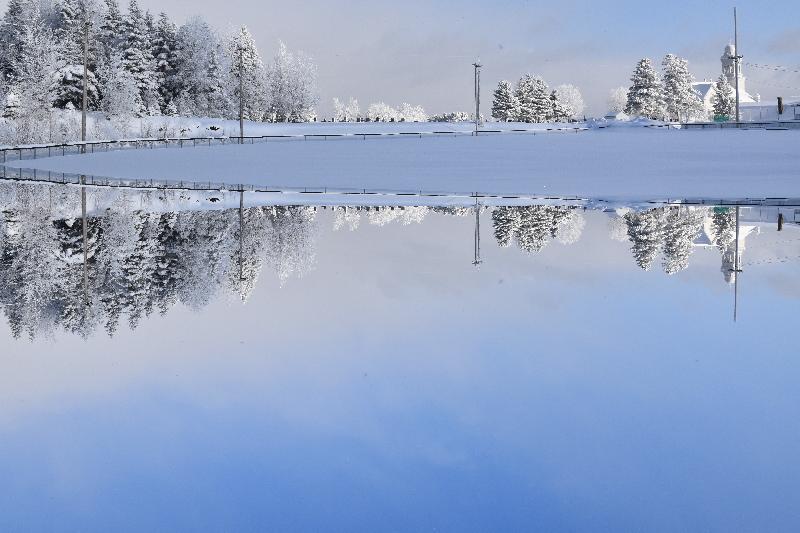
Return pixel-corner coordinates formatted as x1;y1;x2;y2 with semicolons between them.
8;8;63;143
202;45;231;118
607;86;628;114
171;16;219;116
492;207;520;247
0;0;42;81
98;54;140;134
491;80;517;122
549;90;569;122
265;41;318;122
554;84;584;121
661;207;707;275
98;0;125;69
54;0;85;65
625;208;667;271
625;58;665;120
711;74;735;120
152;12;178;112
515;74;550;123
230;25;268;121
52;64;100;110
661;54;703;122
122;0;159;115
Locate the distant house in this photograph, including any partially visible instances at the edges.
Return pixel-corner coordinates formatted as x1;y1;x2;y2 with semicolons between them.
740;99;800;122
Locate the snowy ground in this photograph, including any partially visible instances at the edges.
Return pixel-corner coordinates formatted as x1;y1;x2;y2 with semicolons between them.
6;123;800;200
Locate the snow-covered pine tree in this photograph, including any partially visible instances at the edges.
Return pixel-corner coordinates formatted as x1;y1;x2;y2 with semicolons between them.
661;54;703;122
0;0;42;81
554;84;584;121
607;86;628;114
625;208;667;271
230;25;268;121
171;16;217;116
122;0;159;115
711;74;735;120
491;80;517;122
53;0;83;65
549;90;569;122
98;53;140;131
265;41;318;122
9;8;63;143
515;74;550;123
625;58;665;120
202;44;230;118
152;12;177;112
52;64;100;109
98;0;125;65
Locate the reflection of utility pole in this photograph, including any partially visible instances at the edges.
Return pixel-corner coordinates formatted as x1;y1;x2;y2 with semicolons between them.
239;189;244;294
472;197;482;267
81;179;88;306
733;206;743;322
81;20;90;153
473;61;482;134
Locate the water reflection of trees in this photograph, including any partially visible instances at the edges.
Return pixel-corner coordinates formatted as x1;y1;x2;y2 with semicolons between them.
0;184;317;339
0;180;759;339
492;206;586;252
492;204;742;280
623;206;738;278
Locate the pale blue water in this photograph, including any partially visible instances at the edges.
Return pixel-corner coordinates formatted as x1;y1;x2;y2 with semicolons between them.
1;184;798;532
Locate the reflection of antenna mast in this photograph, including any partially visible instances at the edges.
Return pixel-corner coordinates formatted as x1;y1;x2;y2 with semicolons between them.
733;206;743;322
239;189;245;298
81;177;88;306
473;197;482;267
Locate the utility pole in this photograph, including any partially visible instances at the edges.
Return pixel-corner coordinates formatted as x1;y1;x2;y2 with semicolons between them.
239;47;245;144
733;7;742;125
473;61;482;135
81;20;90;153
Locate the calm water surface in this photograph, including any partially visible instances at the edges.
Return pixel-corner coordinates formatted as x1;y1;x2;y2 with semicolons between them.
1;182;799;532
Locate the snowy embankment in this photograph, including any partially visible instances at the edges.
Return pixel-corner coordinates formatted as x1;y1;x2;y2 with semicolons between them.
7;124;800;200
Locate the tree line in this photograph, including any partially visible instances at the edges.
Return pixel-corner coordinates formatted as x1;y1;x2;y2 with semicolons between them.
0;0;319;144
491;76;585;123
619;54;735;122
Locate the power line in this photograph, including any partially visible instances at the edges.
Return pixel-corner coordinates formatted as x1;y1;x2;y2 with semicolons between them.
745;62;800;74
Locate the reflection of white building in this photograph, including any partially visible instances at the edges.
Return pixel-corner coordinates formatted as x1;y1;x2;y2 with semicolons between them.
693;215;758;284
693;44;756;116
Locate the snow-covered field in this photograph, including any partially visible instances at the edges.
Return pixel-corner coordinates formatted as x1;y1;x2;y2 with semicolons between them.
6;123;800;200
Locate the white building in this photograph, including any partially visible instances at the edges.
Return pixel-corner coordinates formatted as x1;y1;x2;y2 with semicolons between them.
693;44;756;116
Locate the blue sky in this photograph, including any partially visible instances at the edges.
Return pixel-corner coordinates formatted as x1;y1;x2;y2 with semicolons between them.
1;211;799;531
129;0;800;115
2;0;797;114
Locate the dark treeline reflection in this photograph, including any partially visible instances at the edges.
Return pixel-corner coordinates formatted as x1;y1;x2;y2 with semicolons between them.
493;204;742;280
0;184;318;339
0;181;756;340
